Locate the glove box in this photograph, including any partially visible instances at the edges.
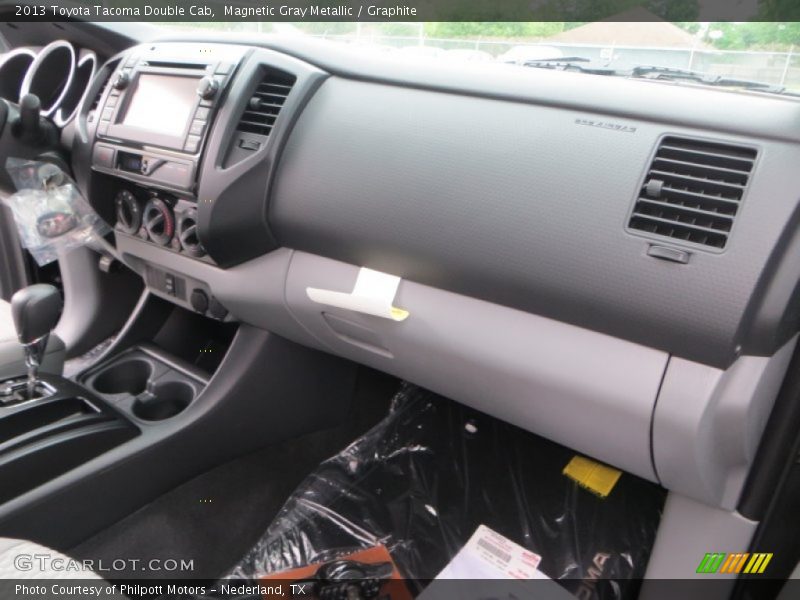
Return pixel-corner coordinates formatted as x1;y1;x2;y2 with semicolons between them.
283;251;668;482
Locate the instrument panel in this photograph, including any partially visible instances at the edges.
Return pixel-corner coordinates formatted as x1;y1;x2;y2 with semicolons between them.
78;42;320;272
85;44;251;268
0;39;96;127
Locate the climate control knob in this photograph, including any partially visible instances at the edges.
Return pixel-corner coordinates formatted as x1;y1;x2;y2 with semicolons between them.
114;190;142;234
142;197;175;246
177;208;205;258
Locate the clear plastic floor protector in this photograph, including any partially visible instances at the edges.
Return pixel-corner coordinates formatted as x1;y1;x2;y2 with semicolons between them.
224;384;666;599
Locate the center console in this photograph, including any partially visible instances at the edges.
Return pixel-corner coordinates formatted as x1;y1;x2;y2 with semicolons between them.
0;374;137;504
75;42;324;322
0;281;236;509
84;44;251;318
0;285;138;504
91;45;246;266
0;43;361;549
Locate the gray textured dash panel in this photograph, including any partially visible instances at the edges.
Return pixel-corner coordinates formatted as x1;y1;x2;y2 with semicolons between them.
269;77;800;368
285;251;667;481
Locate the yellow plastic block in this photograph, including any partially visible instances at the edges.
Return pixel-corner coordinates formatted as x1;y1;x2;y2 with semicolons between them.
563;456;622;498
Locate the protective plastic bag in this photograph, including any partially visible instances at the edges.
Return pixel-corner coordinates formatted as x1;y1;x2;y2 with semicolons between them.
2;158;110;265
227;384;666;599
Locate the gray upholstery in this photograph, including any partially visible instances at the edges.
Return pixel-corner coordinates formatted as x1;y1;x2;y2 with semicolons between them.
0;299;65;379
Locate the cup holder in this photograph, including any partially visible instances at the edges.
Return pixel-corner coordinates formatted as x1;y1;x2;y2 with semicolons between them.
84;349;203;424
91;359;153;395
131;381;194;421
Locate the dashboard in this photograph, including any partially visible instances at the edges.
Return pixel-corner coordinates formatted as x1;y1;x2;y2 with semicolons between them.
89;44;245;269
66;42;323;320
5;29;799;510
76;39;800;365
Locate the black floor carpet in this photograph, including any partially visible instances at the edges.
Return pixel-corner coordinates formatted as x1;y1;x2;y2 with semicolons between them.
69;367;399;579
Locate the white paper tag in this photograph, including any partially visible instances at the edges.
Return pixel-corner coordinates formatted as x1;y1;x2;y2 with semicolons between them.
435;524;547;580
306;267;409;321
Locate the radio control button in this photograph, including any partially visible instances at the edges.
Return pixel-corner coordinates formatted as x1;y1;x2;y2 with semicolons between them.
184;135;201;153
98;122;109;136
93;145;114;168
113;71;130;90
101;107;114;121
189;120;205;136
106;96;118;108
195;107;210;120
197;76;219;100
215;61;233;75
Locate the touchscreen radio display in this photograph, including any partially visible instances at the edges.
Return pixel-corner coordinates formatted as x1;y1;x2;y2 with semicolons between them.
122;74;199;137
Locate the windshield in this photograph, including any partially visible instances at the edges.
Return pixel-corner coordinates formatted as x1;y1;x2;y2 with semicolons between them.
158;21;800;93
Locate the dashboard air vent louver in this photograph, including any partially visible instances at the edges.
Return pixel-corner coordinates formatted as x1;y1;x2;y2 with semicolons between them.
88;60;118;118
236;68;296;138
628;136;757;250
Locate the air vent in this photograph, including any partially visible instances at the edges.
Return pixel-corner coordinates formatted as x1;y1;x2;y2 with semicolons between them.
628;137;756;250
236;68;296;137
88;60;118;118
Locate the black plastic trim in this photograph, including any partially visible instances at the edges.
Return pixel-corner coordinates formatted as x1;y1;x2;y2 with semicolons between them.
196;48;326;268
0;298;358;548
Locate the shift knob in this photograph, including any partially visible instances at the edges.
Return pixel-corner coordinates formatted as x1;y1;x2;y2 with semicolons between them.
11;284;62;345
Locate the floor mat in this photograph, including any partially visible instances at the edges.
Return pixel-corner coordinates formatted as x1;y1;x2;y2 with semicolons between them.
69;367;400;579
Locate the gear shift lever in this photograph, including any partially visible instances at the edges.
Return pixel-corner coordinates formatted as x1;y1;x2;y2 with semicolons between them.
10;284;62;399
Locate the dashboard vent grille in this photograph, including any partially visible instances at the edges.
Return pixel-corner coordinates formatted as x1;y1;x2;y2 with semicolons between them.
628;137;756;250
89;78;106;113
89;60;118;118
236;69;296;137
